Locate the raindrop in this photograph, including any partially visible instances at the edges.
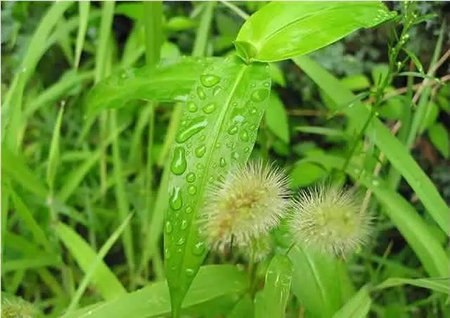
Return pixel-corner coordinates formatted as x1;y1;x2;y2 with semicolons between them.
188;185;197;195
165;221;173;234
227;125;238;135
251;88;269;102
185;206;193;214
181;219;188;230
219;157;226;167
200;74;220;87
250;107;257;114
213;86;222;96
244;147;250;153
195;145;206;158
239;130;249;142
165;248;171;259
192;241;205;255
187;101;198;112
215;142;221;148
202;103;216;114
176;237;186;246
232;152;239;160
169;187;182;211
197;86;206;100
264;82;270;87
186;172;196;183
170;146;187;175
185;268;195;276
176;117;208;143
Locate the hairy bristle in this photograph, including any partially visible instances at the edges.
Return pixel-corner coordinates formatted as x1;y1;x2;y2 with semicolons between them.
290;184;371;256
200;161;290;252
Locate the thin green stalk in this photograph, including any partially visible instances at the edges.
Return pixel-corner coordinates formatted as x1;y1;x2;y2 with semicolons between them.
192;2;215;57
143;1;163;66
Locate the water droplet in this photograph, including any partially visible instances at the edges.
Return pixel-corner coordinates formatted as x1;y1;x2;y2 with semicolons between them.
186;172;196;183
251;88;269;102
244;147;250;153
195;145;206;158
208;176;214;183
187;101;198;112
192;241;205;256
176;117;208;143
197;87;206;100
200;74;220;87
213;86;222;96
165;248;171;259
188;185;197;195
264;82;270;87
165;221;173;234
215;142;221;148
250;107;257;114
185;206;193;214
169;187;182;211
219;157;226;167
202;103;216;114
181;219;188;230
196;163;204;170
232;152;239;160
176;237;186;246
185;268;195;276
239;130;249;142
170;146;187;175
200;135;206;141
228;125;238;135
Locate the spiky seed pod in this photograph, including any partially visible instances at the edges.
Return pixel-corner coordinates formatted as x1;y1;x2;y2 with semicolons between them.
1;296;38;318
290;184;371;257
200;161;290;252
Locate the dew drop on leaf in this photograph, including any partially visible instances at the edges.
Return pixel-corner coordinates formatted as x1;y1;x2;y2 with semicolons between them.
197;86;206;100
188;185;197;195
176;117;208;143
213;86;222;96
176;237;186;246
171;146;187;175
165;221;173;234
185;206;193;214
180;219;188;230
186;172;196;183
187;101;198;112
251;88;269;102
239;130;249;142
219;157;226;167
232;152;239;160
202;103;216;114
192;241;205;256
200;74;220;87
169;187;183;211
185;268;195;276
195;145;206;158
227;125;238;135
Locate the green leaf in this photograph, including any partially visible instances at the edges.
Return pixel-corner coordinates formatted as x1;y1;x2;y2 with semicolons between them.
255;255;293;318
164;56;271;315
332;286;371;318
288;246;347;318
46;105;64;191
265;93;290;143
54;222;126;300
293;56;448;234
375;277;450;295
66;265;249;318
86;57;218;117
306;154;449;277
289;161;327;188
235;2;395;62
428;123;449;159
228;295;254;318
74;1;90;68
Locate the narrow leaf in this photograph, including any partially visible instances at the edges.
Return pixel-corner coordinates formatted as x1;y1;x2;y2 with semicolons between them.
332;286;371;318
375;277;450;295
74;1;90;68
47;105;65;191
164;56;271;314
255;255;293;318
55;223;126;300
235;2;395;62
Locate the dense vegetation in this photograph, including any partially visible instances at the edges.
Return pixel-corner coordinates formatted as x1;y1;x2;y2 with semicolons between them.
1;1;449;317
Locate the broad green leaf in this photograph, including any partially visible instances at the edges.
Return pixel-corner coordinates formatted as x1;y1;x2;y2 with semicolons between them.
235;2;395;62
55;223;126;300
86;57;218;117
307;154;448;277
294;56;448;234
228;295;254;318
255;255;293;318
164;56;271;315
265;93;290;143
428;123;449;159
66;265;249;318
375;277;450;295
288;246;347;318
332;286;371;318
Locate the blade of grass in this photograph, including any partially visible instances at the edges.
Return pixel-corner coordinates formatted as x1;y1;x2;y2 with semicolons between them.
55;222;126;300
63;213;133;315
47;105;65;195
143;1;162;65
110;110;135;286
75;1;90;68
375;277;450;295
332;285;371;318
192;2;215;57
294;56;448;233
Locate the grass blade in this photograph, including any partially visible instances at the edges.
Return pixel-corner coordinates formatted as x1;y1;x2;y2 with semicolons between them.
74;1;90;68
375;277;450;295
47;105;65;193
55;222;126;300
332;286;371;318
164;56;271;315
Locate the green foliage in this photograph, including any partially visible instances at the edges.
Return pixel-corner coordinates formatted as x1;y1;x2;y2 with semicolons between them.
2;1;448;317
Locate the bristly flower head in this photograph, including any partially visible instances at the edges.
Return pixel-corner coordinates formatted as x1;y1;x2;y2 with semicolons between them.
290;184;371;257
200;161;290;252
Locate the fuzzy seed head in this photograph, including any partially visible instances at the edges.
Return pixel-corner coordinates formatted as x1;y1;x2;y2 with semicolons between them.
200;161;290;252
290;185;371;256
